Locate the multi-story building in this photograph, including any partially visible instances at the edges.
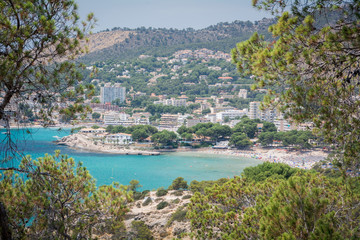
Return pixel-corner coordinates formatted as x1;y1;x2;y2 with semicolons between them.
211;106;235;114
260;108;277;123
104;133;132;145
216;109;248;121
249;101;261;120
186;118;211;128
100;83;126;104
238;89;248;99
249;101;277;122
274;118;292;132
103;112;129;125
153;98;186;107
159;114;178;129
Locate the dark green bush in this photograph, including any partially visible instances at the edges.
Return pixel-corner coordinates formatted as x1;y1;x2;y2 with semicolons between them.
189;178;228;193
142;197;152;206
131;221;154;240
133;190;150;201
157;201;169;210
182;195;192;200
156;188;168;197
171;190;183;196
167;207;188;226
168;177;188;190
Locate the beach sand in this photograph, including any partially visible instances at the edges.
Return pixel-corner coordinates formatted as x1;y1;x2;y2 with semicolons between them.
175;147;328;169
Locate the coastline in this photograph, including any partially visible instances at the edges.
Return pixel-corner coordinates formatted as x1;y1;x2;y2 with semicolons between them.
3;126;328;169
174;147;328;169
56;133;160;156
57;132;328;169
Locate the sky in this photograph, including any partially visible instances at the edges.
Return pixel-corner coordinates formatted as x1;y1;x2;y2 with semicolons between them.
76;0;272;32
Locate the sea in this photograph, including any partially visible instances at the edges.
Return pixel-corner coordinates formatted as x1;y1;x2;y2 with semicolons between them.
0;127;262;190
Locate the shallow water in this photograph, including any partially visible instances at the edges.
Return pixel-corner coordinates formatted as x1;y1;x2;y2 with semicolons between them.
0;128;262;189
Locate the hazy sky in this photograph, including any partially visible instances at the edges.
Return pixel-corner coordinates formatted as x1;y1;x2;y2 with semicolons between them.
76;0;272;32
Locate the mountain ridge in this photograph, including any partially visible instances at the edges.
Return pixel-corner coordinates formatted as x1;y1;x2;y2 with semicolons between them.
79;18;275;64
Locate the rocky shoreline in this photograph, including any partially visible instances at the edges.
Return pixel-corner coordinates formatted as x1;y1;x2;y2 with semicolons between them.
56;133;160;156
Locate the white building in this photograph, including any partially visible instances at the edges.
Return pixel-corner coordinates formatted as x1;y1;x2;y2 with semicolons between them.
274;118;292;132
80;128;106;134
216;109;248;121
186;118;211;128
260;108;277;123
238;89;248;99
154;98;186;107
100;83;126;104
105;133;132;145
103;112;129;125
249;101;261;120
249;101;277;122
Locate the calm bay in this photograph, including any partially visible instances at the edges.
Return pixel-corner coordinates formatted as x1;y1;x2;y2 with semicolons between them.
0;128;262;190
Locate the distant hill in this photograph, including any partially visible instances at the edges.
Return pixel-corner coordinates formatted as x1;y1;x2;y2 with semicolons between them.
78;18;275;64
83;30;133;54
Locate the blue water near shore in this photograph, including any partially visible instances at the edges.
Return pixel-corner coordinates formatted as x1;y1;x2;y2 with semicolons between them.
0;128;262;189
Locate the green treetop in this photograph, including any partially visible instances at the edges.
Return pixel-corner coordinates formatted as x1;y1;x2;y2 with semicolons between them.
232;0;360;172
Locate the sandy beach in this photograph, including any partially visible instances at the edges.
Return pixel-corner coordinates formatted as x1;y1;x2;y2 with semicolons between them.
183;147;328;169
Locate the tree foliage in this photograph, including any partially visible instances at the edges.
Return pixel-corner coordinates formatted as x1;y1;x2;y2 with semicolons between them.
0;0;95;163
229;132;252;149
242;162;299;182
232;0;360;172
258;130;315;148
151;130;177;146
0;151;132;239
168;177;188;190
187;169;360;239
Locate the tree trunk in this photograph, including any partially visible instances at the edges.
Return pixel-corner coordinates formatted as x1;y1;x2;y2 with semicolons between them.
0;201;12;240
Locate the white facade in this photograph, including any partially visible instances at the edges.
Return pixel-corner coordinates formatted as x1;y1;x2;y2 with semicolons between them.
274;118;292;132
154;98;186;107
249;101;261;120
186;118;211;128
249;101;277;122
238;89;248;99
260;109;277;123
216;109;248;121
105;133;132;145
80;128;106;134
103;112;129;125
100;83;126;104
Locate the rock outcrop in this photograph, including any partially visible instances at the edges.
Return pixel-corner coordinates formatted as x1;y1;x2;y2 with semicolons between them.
125;190;192;239
57;133;160;155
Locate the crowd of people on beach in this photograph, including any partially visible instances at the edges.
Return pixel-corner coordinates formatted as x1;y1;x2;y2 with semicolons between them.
199;148;327;169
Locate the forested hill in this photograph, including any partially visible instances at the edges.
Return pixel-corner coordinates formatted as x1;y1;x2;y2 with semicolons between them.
79;18;275;64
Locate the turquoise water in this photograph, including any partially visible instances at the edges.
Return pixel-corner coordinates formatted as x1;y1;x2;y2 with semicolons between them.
0;128;262;189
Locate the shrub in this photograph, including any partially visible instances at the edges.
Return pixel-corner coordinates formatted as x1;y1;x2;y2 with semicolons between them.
156;188;168;197
189;178;228;193
157;201;169;210
182;195;192;200
142;197;152;206
171;190;183;196
167;207;188;226
131;221;154;240
168;177;188;190
171;198;180;204
133;190;150;201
